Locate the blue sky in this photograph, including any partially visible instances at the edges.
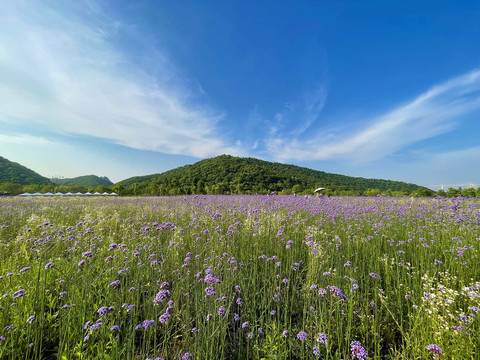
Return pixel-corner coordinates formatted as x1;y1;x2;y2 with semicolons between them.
1;1;480;187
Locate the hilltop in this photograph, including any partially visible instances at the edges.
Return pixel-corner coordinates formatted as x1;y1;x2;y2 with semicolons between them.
51;175;113;187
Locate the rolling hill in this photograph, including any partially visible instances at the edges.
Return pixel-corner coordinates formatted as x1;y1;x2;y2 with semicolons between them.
117;155;421;194
51;175;113;187
0;156;50;185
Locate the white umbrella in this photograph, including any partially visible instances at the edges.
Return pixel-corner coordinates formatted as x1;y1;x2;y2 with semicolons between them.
314;187;325;193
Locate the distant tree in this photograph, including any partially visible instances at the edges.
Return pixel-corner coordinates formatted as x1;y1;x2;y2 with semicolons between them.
196;180;205;194
0;182;22;195
292;184;302;194
461;188;476;198
235;183;243;194
22;184;42;193
412;187;435;197
446;187;460;198
436;189;447;198
111;184;125;196
94;185;110;194
365;188;381;197
40;185;55;193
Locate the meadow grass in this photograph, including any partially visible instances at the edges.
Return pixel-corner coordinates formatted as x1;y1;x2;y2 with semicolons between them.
0;195;479;359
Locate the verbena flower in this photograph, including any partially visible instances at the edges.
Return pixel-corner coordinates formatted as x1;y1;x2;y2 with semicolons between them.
154;290;171;305
159;312;170;324
204;287;216;296
351;340;368;359
427;344;442;355
109;280;121;288
297;331;307;341
317;332;327;345
328;286;348;301
13;289;26;299
181;353;192;360
142;320;155;329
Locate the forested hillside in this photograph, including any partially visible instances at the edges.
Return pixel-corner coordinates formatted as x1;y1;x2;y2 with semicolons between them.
117;155;422;196
0;156;50;185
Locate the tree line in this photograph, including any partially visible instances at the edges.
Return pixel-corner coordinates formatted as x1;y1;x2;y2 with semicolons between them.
2;181;480;198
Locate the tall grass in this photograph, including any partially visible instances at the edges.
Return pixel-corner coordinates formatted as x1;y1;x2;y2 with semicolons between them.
0;195;479;359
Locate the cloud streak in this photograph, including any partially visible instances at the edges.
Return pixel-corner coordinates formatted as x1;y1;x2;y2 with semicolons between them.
267;69;480;162
0;134;56;147
0;1;239;158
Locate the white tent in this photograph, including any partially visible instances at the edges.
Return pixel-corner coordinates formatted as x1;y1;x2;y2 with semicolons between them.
18;192;31;197
93;192;101;196
65;192;74;196
75;192;84;196
55;192;64;196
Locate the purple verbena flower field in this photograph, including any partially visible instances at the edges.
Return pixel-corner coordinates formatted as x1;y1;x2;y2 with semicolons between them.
0;195;479;359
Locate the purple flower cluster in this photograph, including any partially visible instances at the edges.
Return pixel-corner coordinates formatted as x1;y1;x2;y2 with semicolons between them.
297;331;307;341
153;290;171;305
317;332;327;345
351;341;368;359
427;344;442;355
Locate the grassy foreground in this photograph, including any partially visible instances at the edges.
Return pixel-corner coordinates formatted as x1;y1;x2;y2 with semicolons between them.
0;195;479;359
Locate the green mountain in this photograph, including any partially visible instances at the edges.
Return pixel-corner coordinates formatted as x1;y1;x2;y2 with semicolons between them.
51;175;113;187
117;154;421;195
0;156;50;185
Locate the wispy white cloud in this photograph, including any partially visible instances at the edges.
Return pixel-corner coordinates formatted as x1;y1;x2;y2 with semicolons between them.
264;83;328;138
0;1;239;158
293;82;328;136
0;134;56;146
267;69;480;162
